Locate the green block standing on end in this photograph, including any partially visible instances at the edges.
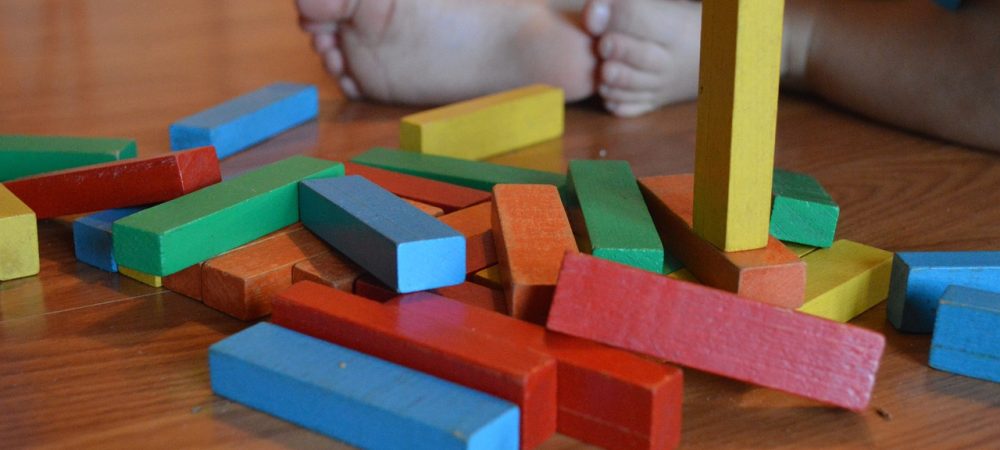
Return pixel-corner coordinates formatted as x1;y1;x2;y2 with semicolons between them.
770;169;839;248
0;135;137;181
113;156;344;276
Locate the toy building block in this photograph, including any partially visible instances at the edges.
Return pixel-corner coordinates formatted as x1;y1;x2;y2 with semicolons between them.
439;202;497;274
404;199;444;217
492;184;578;323
3;146;220;219
343;162;491;212
434;282;508;314
770;169;840;248
693;0;785;252
291;251;364;292
300;176;465;293
784;241;819;258
0;135;136;181
0;185;39;281
388;293;683;450
935;0;963;10
486;138;566;174
639;174;806;308
887;251;1000;333
119;266;163;288
798;240;893;323
170;82;318;159
666;268;697;282
210;323;520;450
114;156;342;276
472;266;503;290
547;252;885;411
353;274;398;302
73;207;146;272
272;281;558;449
400;84;564;160
568;160;664;272
930;286;1000;383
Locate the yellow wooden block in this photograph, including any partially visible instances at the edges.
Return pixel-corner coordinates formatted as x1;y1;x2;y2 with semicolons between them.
0;185;39;281
486;138;566;174
692;0;785;252
785;242;819;258
471;265;502;290
666;268;698;282
119;265;163;287
797;240;893;323
400;84;564;160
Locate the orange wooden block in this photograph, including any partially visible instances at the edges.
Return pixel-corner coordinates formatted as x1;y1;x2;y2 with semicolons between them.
639;174;805;308
434;281;508;314
439;201;496;274
290;251;364;292
343;162;491;212
403;198;444;217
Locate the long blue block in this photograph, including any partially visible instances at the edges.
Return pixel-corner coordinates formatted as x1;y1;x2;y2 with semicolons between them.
930;286;1000;383
73;207;147;272
210;323;520;450
300;176;465;293
887;251;1000;333
170;82;319;159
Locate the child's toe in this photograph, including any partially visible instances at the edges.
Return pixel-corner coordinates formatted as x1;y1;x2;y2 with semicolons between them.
297;0;360;22
602;61;662;90
599;32;671;73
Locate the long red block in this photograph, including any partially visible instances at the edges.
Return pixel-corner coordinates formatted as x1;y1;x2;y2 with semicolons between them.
434;282;508;314
439;202;497;274
548;252;885;411
344;162;491;212
639;174;806;308
4;146;220;219
272;281;558;449
389;293;683;450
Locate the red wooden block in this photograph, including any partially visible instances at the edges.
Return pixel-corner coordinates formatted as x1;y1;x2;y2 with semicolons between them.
272;281;559;449
388;292;683;450
290;251;364;292
638;174;806;308
434;282;507;314
353;274;397;302
439;202;496;274
548;252;885;411
4;146;220;219
403;198;444;217
344;162;491;212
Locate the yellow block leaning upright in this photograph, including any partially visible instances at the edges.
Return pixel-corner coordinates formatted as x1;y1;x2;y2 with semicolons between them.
798;240;893;323
0;185;39;281
400;84;564;160
693;0;785;251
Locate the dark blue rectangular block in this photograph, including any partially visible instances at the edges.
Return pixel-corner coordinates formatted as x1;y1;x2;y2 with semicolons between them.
170;82;318;159
210;323;520;450
300;176;465;293
930;286;1000;383
73;207;147;272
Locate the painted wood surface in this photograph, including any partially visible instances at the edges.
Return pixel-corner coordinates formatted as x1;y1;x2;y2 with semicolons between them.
118;266;163;288
404;198;444;217
471;266;503;290
0;135;135;181
72;207;146;272
930;286;1000;383
290;251;364;292
343;162;491;212
798;240;893;322
770;169;840;248
0;184;38;281
433;282;508;314
439;202;497;274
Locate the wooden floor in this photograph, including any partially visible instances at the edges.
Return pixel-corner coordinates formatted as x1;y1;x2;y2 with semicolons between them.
2;1;999;448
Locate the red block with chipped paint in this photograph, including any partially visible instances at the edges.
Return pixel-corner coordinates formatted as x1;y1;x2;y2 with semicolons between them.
439;201;496;274
344;162;491;212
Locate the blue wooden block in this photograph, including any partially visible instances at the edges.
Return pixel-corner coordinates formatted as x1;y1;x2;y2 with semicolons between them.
170;83;318;159
300;176;466;293
934;0;962;10
210;323;520;450
887;251;1000;333
929;286;1000;383
73;207;147;272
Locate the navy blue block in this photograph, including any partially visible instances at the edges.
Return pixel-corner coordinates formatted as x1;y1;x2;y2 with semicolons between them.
930;286;1000;383
169;83;318;159
73;207;147;272
210;323;520;450
299;176;465;293
934;0;962;10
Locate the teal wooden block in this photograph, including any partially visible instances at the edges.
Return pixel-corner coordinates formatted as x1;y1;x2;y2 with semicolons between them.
930;286;1000;383
0;135;136;181
769;169;839;248
113;156;343;276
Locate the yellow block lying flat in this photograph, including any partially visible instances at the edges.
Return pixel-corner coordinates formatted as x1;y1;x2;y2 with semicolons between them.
798;240;893;322
666;268;698;282
0;185;39;281
471;265;502;290
785;241;819;258
120;265;163;287
400;84;564;160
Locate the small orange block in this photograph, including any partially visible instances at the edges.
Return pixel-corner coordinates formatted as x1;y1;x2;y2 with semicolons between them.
291;251;364;292
439;202;496;274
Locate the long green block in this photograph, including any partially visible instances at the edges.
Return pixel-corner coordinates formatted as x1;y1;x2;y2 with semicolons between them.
568;160;664;272
113;156;343;276
0;135;136;181
770;169;839;248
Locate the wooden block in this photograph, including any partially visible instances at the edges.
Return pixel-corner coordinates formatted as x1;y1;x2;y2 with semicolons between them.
798;240;893;323
887;251;1000;333
666;268;697;282
547;252;885;411
784;241;819;258
3;146;220;219
73;207;146;272
568;160;663;272
210;323;520;450
693;0;785;252
170;82;318;159
113;156;342;276
492;184;578;323
439;202;497;274
404;198;444;217
388;293;683;450
930;286;1000;383
639;174;806;308
300;176;465;293
0;135;136;181
291;251;364;292
486;138;566;174
0;185;39;281
353;274;398;303
400;84;564;160
343;162;491;212
935;0;963;10
271;281;558;449
434;282;508;314
118;266;163;288
471;266;503;290
770;169;840;248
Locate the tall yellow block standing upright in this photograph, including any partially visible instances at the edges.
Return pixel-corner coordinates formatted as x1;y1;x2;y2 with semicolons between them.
0;185;39;281
693;0;785;252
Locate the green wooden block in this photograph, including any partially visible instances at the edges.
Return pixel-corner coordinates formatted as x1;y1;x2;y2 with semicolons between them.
770;169;839;248
568;160;664;273
113;156;343;276
0;135;137;181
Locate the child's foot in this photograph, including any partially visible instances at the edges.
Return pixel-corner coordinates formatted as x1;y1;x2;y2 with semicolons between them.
584;0;701;117
297;0;596;105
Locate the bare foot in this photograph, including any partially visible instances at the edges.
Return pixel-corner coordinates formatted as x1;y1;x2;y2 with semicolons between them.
584;0;701;117
296;0;596;105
